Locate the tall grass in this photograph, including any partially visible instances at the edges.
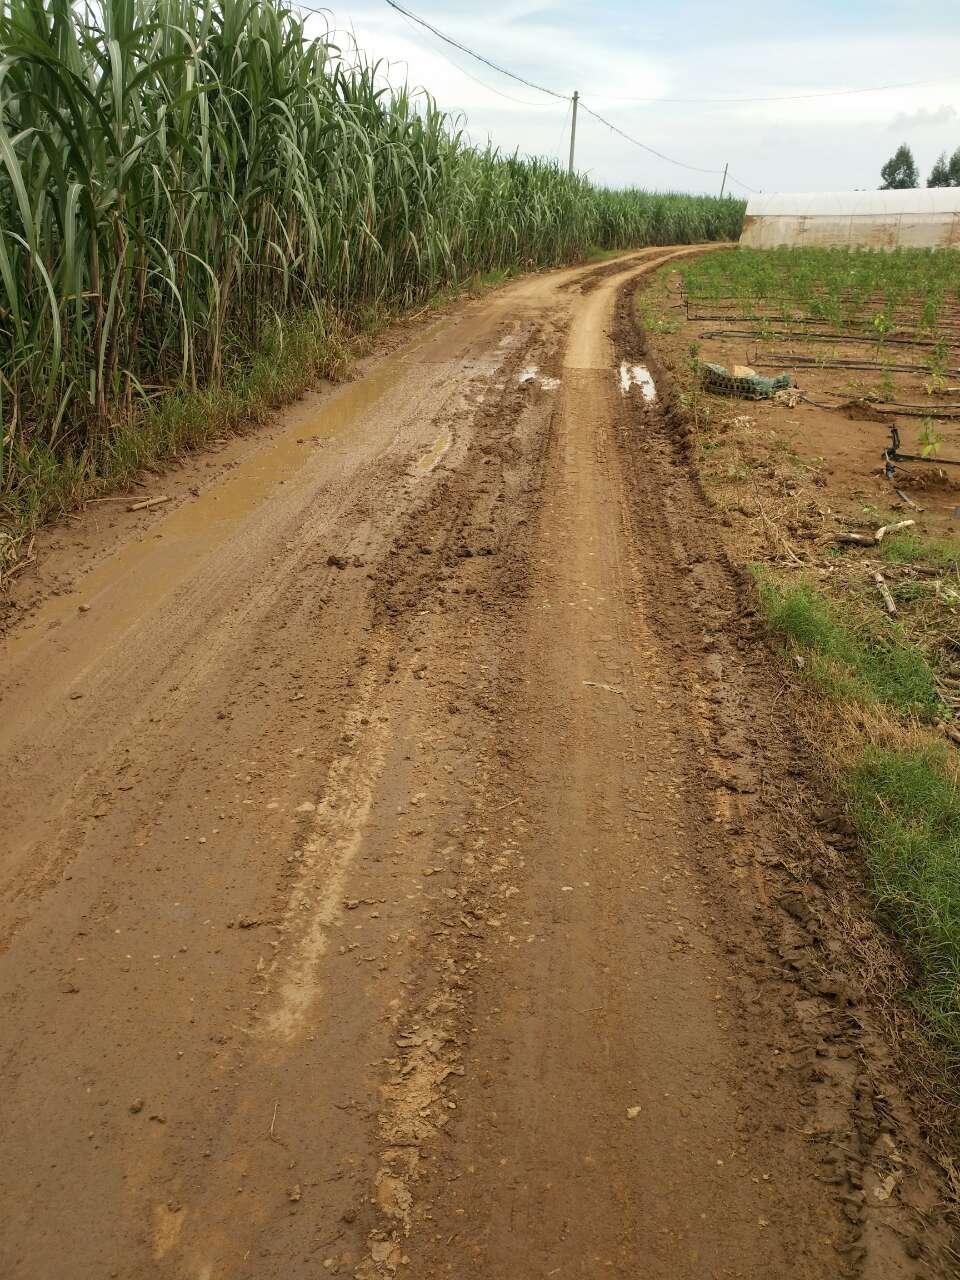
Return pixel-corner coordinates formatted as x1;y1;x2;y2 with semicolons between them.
0;0;743;534
846;746;960;1055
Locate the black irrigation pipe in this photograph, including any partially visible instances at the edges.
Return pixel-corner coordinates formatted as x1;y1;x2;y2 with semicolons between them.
799;392;960;420
686;306;960;330
867;405;960;419
885;425;960;473
753;355;960;375
689;311;846;324
698;328;952;349
682;295;960;319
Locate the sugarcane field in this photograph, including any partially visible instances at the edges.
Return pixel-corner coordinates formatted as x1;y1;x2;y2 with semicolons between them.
3;1;960;1277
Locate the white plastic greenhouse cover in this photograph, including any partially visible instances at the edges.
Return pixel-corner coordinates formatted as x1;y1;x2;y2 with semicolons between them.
740;188;960;250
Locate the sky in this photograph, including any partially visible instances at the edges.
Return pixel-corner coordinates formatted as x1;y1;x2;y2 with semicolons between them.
304;0;960;197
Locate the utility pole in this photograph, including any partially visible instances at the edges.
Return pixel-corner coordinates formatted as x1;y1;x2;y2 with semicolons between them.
568;90;579;175
719;162;728;198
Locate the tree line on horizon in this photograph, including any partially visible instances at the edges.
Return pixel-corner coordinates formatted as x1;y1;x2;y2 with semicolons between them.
880;143;960;189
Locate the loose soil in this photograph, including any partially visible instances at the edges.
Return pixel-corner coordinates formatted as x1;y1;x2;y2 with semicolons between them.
643;270;960;551
1;248;957;1280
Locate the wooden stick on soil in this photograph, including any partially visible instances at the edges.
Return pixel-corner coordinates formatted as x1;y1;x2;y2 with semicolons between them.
127;495;170;512
835;518;915;550
874;518;915;544
836;533;877;547
894;488;921;512
873;571;898;617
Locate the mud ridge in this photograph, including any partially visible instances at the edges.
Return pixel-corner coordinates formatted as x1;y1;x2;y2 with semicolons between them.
615;277;959;1275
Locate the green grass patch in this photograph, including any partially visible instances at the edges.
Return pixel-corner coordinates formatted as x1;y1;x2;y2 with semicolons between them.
755;573;941;717
845;747;960;1054
878;530;960;573
585;246;631;263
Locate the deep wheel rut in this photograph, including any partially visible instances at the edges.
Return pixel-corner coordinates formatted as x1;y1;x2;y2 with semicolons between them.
0;248;953;1279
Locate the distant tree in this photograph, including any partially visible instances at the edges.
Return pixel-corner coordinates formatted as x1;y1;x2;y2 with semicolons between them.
928;152;951;186
880;143;919;189
927;147;960;186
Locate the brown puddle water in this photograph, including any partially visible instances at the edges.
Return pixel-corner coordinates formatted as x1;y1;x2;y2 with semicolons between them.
2;327;443;673
414;429;453;476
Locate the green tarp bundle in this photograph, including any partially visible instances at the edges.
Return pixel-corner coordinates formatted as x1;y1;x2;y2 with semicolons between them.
700;362;792;401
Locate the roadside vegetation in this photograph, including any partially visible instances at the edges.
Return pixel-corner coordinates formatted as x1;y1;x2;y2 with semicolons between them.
755;572;960;1048
754;573;941;718
641;246;960;1061
0;0;742;578
846;745;960;1046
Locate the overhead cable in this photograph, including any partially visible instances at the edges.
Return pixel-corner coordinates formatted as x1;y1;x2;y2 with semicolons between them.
319;1;764;191
725;173;762;195
389;4;557;107
382;0;570;101
579;102;761;191
587;76;960;105
578;102;723;177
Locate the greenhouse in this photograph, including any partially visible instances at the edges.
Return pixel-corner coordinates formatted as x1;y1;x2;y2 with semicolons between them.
739;188;960;250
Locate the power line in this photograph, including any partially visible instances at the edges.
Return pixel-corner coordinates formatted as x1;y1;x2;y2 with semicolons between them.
583;76;960;106
388;4;556;108
578;102;761;193
577;102;722;177
726;173;762;195
320;1;762;191
292;5;555;108
382;0;570;102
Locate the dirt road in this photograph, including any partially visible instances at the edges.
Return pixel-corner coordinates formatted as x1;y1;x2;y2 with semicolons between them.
0;249;950;1278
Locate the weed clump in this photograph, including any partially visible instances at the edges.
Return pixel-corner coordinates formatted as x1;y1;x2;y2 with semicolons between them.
846;747;960;1054
755;574;940;718
878;531;960;573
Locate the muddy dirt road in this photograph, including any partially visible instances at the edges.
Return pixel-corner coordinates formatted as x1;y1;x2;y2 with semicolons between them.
0;249;951;1278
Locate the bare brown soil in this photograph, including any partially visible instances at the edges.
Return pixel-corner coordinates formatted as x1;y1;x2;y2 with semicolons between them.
1;248;956;1279
641;270;960;551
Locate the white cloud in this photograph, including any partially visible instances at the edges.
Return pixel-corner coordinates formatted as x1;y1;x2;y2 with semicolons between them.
889;104;958;131
312;4;960;194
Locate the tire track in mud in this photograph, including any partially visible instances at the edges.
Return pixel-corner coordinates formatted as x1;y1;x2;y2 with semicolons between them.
376;260;841;1280
150;312;568;1280
347;259;959;1280
0;292;563;1279
344;324;566;1278
609;282;956;1277
2;248;956;1280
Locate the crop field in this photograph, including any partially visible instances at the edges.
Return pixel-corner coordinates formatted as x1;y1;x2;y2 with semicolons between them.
641;245;960;1057
678;248;960;397
0;0;742;568
673;246;960;451
679;247;960;336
